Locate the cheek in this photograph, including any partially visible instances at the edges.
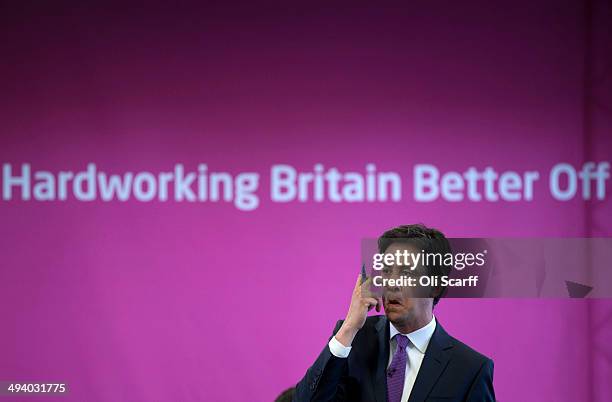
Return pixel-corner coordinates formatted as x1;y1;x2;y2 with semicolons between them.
401;299;419;312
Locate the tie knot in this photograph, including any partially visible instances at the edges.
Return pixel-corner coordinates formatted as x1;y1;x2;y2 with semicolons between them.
394;334;409;350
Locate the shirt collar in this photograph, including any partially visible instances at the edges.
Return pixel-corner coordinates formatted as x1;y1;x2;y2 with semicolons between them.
389;315;437;354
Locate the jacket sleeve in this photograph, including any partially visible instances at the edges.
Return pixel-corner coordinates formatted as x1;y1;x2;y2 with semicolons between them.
464;358;496;402
293;320;350;402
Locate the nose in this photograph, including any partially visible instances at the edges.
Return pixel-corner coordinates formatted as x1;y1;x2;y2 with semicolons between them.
385;269;403;292
386;284;401;293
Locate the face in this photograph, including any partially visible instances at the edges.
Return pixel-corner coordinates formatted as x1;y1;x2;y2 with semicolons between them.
380;243;433;326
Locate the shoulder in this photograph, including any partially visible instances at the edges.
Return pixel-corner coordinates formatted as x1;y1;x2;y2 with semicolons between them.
364;315;386;329
438;324;493;369
452;336;492;365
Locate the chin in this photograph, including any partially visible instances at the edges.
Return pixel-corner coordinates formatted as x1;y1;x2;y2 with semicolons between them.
385;303;416;321
385;311;398;321
385;308;408;322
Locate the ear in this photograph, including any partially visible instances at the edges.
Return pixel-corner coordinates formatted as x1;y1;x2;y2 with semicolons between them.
429;286;443;300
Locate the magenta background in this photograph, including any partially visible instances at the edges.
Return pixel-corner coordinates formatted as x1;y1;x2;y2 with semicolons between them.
1;2;612;401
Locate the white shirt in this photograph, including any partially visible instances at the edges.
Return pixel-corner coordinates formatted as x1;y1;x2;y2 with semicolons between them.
328;316;437;402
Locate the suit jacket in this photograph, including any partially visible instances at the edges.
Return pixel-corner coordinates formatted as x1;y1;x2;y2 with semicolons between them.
294;316;495;402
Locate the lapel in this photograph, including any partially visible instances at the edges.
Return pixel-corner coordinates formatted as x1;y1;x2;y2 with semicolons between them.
407;322;454;402
373;316;390;402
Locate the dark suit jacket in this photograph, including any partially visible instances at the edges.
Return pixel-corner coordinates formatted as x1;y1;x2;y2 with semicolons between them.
294;316;495;402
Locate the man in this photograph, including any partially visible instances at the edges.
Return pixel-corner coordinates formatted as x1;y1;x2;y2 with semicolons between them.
294;224;495;402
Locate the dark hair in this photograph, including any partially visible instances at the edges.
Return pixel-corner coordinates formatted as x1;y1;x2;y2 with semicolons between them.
377;224;452;306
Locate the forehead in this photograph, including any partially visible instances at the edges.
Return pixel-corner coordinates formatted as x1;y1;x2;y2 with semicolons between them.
384;242;420;255
382;242;427;270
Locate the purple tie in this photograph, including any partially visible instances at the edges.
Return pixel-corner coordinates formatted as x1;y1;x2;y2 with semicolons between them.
387;334;409;402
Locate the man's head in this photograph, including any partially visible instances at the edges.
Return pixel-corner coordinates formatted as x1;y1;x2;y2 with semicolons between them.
377;224;451;326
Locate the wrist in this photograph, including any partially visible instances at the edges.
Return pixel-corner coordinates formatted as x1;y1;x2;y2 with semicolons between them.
335;324;358;347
